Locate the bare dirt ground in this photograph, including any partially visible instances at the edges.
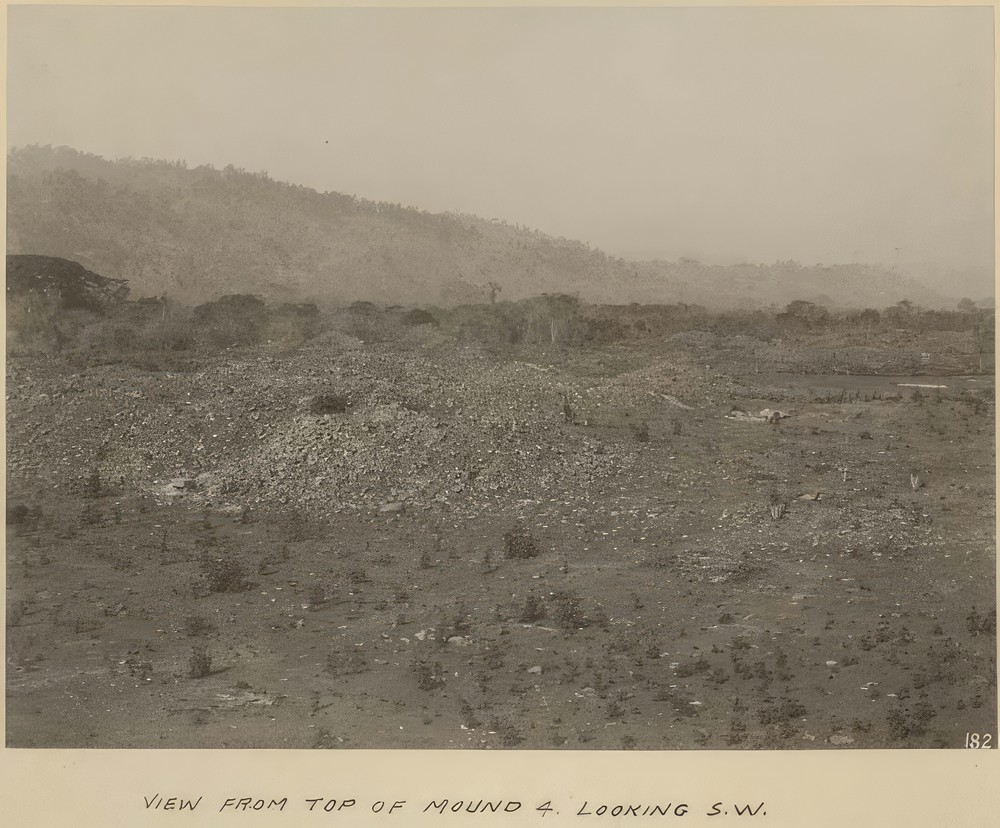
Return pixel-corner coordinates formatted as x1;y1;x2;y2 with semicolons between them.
6;328;996;748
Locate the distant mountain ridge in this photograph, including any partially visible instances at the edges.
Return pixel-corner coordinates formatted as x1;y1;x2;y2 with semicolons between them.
6;145;958;309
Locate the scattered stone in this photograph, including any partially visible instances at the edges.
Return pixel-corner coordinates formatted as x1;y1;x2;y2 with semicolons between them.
527;665;542;674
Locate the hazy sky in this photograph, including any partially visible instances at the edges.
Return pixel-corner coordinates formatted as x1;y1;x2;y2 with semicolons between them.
6;5;995;289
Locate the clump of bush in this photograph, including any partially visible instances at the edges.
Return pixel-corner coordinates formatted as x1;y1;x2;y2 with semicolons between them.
193;294;268;347
549;589;589;629
503;526;540;560
401;308;438;327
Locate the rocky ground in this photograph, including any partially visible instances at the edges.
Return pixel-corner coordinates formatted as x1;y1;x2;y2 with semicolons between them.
6;324;996;748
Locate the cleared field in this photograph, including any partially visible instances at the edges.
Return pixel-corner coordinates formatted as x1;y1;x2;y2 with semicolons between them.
6;325;996;749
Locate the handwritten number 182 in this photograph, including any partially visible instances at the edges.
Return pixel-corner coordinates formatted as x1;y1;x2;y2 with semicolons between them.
965;732;992;749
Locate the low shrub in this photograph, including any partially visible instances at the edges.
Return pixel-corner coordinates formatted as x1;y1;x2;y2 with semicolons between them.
200;554;251;594
550;589;589;629
503;526;540;560
401;308;438;327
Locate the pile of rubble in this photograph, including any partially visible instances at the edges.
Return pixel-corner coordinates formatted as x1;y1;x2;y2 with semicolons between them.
6;343;637;521
208;396;628;518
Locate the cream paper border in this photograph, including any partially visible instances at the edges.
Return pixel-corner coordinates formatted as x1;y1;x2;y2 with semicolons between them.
1;1;997;825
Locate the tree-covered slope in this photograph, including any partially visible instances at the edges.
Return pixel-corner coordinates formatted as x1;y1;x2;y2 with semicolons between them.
7;145;956;309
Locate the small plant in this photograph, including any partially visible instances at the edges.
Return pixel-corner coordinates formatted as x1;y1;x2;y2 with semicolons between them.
769;503;786;520
886;708;910;741
726;716;748;745
758;698;807;725
732;635;752;651
84;467;102;498
503;526;540;560
967;606;996;637
308;583;328;607
442;602;473;639
852;718;873;734
561;390;575;425
200;554;250;594
325;646;367;675
6;503;31;526
188;646;212;678
124;655;153;680
520;594;547;623
347;569;368;588
459;699;482;730
629;421;651;443
79;503;103;527
184;615;214;637
675;656;710;678
490;715;524;747
7;600;28;628
415;658;446;691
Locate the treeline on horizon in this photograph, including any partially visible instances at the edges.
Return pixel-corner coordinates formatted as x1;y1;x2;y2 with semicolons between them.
7;267;994;372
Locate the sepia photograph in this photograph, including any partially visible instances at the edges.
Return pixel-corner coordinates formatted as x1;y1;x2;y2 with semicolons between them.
5;3;996;755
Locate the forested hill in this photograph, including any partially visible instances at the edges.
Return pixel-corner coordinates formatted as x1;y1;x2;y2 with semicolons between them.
6;145;646;305
7;145;955;308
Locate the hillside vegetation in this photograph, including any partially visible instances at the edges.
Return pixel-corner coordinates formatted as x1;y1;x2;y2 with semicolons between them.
7;145;957;309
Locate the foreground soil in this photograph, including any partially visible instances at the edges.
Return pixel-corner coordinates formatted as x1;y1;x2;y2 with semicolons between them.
6;330;996;748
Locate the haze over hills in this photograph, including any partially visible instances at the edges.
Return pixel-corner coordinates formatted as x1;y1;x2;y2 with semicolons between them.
7;145;963;310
